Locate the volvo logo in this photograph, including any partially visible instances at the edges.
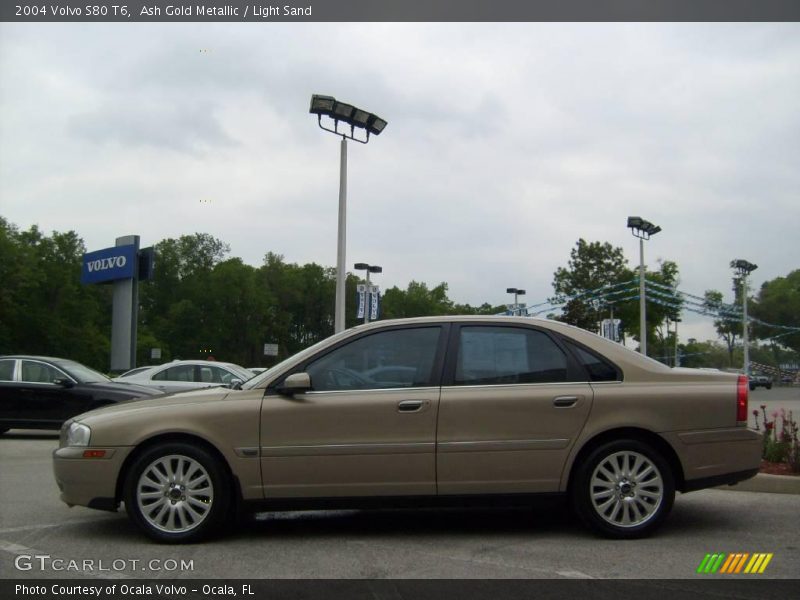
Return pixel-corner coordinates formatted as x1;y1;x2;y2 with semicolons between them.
86;256;127;272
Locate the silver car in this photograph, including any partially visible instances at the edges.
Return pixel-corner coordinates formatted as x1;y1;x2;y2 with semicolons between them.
113;360;252;393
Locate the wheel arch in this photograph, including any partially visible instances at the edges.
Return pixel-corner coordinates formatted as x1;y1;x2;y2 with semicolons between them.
565;427;686;494
114;432;242;507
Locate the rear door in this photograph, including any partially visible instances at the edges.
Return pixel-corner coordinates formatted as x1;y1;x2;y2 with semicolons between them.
436;324;593;495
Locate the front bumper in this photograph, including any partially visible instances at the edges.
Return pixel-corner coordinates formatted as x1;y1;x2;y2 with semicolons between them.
52;446;134;510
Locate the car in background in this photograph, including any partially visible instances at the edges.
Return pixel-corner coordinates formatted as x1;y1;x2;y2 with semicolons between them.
248;367;267;375
0;355;163;433
53;316;761;543
113;360;253;393
749;374;772;390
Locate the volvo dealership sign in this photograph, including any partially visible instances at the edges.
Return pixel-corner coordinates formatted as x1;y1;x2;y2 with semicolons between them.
80;235;154;372
81;244;137;284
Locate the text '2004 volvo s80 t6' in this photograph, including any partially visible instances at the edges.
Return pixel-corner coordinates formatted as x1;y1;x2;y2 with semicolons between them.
53;316;761;543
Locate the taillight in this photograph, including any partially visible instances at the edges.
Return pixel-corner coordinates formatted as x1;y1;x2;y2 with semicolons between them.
737;375;748;425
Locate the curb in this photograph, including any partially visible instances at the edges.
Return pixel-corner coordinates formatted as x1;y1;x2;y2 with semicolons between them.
717;473;800;495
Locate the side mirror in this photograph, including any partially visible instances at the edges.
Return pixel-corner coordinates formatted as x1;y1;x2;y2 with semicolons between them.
277;372;312;396
54;378;74;388
229;378;244;390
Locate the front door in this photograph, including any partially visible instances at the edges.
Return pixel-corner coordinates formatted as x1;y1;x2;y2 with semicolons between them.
259;325;447;498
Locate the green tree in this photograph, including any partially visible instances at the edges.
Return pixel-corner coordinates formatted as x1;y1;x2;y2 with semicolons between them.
750;270;800;354
551;239;681;356
381;281;455;319
703;289;740;367
0;218;110;369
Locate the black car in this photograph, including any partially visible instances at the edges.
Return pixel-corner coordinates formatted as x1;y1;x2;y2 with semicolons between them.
0;355;164;433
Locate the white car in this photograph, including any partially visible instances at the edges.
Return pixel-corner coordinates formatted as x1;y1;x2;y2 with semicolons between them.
113;360;253;393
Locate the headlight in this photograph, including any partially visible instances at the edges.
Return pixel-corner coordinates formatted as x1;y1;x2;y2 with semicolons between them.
65;422;91;447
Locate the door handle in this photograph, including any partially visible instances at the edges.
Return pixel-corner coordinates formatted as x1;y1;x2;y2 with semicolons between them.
553;395;579;408
398;400;424;412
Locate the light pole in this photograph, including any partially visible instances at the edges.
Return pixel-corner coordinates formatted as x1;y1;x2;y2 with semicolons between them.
731;259;758;376
673;317;681;367
309;94;388;333
506;287;526;316
627;216;662;356
354;263;382;324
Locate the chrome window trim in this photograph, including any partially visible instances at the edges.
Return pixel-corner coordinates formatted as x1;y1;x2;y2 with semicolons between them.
301;386;441;396
441;381;591;391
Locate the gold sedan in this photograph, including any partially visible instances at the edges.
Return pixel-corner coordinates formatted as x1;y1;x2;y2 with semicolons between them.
53;316;761;543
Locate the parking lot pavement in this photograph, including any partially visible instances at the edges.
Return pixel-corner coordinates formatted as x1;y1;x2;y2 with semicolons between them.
1;430;799;580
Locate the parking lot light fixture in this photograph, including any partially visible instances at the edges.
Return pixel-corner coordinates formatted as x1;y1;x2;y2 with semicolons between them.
627;216;662;356
506;287;526;316
310;94;388;333
355;263;382;325
731;259;758;376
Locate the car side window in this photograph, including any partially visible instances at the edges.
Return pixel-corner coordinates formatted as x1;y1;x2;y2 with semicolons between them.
562;340;621;382
152;365;195;382
305;327;441;392
454;326;568;385
202;366;229;384
21;360;63;384
0;359;15;381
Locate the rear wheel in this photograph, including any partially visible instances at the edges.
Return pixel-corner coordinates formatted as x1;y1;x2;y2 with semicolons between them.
571;439;675;539
123;442;230;543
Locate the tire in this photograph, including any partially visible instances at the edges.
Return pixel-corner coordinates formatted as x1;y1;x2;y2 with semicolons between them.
766;384;772;390
123;442;231;543
571;439;675;539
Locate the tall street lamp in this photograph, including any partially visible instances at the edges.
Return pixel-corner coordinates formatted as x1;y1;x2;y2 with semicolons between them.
310;94;388;333
627;216;662;356
354;262;382;325
506;287;526;316
731;259;758;376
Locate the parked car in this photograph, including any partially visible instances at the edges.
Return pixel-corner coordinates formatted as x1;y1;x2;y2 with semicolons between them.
749;374;772;390
113;360;253;393
0;355;163;433
53;316;761;543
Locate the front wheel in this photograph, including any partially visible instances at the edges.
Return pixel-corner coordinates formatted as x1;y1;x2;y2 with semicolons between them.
571;439;675;539
123;442;230;543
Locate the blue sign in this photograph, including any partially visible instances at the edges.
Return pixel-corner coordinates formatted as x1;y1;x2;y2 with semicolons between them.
81;244;137;284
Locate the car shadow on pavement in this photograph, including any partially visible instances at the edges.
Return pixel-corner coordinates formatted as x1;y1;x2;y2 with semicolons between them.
235;503;583;541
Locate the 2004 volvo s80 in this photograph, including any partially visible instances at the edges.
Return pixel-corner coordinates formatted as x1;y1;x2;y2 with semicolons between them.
53;316;761;543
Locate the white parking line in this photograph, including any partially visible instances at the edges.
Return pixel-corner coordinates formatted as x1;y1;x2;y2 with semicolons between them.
0;517;120;535
556;569;594;579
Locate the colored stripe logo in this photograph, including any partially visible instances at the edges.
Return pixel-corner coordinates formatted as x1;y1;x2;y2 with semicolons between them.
697;553;773;574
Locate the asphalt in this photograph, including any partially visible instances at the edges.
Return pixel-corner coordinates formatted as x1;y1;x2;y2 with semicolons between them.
720;472;800;495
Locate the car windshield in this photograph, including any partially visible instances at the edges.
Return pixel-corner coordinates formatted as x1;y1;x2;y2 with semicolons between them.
242;328;354;389
224;364;255;381
118;366;152;378
55;360;111;384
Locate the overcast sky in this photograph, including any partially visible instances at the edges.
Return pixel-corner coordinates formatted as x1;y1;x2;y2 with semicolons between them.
1;22;798;346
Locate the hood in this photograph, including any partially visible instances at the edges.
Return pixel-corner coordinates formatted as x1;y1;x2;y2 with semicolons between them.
83;380;165;398
75;386;233;423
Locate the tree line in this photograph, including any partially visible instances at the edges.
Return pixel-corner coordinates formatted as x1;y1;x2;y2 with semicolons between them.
1;217;797;372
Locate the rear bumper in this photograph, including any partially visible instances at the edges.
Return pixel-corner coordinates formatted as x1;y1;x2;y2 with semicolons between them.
52;446;133;510
661;427;762;492
682;468;759;492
